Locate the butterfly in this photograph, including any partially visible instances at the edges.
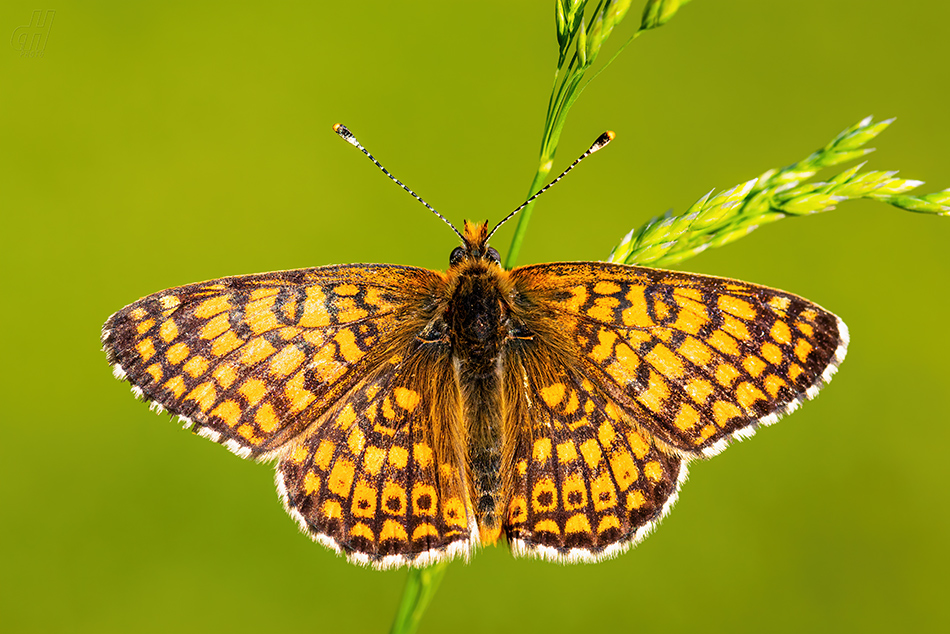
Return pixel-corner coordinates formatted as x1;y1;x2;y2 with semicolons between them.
102;125;848;569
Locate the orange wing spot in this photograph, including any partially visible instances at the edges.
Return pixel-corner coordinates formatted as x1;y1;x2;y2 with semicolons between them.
412;524;439;540
334;283;359;296
351;480;378;518
678;336;713;367
411;484;438;516
532;478;558;512
736;381;766;410
609;450;639;490
363;287;386;307
768;296;791;312
585;399;595;414
413;443;433;469
796;321;814;337
722;315;751;341
335;403;357;429
789;363;804;382
364;384;381;401
607;342;639;382
696;423;718;443
238;424;258;442
159;295;180;310
712;400;742;427
672;297;710;335
210;400;241;427
313;439;335;470
245;305;278;336
310;344;343;383
533;519;561;535
394;387;420;412
801;309;818;322
183;355;209;378
240;337;277;366
533;438;552;463
598;421;616;447
639;371;670;414
742;355;767;378
761;342;783;365
591;473;617;511
248;288;278;301
556;440;578;463
594;281;622;295
764;374;788;398
285;370;316;413
562;474;588;511
136;338;156;362
707;330;739;355
298;286;330;328
587;296;619;321
185;381;216;412
565;514;592;534
303;471;321;495
673;287;703;300
685;377;715;405
715;363;741;387
561;285;589;312
626;490;646;510
718;295;757;320
563;390;580;414
268;344;304;377
136;319;155;335
795;338;813;362
673;402;701;431
580;439;603;470
645;343;685;379
146;362;163;382
770;320;792;344
163;375;186;399
238;378;267;406
643;461;663;482
597;515;621;533
380;519;408;541
363;446;386;476
194;296;231;319
129;307;147;320
443;497;467;527
517;460;527;476
212;331;245;357
349;523;375;542
251;402;277;433
626;430;650;460
166;342;190;365
388;445;409;469
200;313;230;341
334;329;363;363
291;445;308;463
508;496;528;524
622;286;654;327
334;298;369;323
301;329;325;348
381;396;396;421
328;457;355;496
347;426;365;455
212;363;237;388
322;500;343;520
382;481;407;515
276;326;300;341
540;382;566;407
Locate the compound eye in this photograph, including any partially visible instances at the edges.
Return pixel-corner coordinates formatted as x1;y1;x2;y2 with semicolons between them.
449;246;466;266
486;247;501;263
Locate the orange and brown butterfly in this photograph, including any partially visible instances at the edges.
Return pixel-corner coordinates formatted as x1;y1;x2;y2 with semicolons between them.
102;124;848;569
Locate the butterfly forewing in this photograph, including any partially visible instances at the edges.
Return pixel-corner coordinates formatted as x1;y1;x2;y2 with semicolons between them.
102;264;445;459
510;263;848;458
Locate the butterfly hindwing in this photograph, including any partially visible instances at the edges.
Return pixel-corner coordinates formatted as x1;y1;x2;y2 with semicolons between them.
102;264;444;459
276;337;476;568
510;262;848;458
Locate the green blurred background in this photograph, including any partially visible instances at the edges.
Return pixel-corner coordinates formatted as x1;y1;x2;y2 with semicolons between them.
2;1;948;632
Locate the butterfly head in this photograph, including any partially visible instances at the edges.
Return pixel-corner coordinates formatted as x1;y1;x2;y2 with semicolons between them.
449;221;501;268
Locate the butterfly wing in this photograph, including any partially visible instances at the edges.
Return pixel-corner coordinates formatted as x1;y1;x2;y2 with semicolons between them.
102;264;445;459
277;337;476;568
500;262;847;561
509;262;848;458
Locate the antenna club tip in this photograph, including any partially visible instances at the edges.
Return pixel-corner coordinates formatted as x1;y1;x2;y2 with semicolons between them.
606;130;616;141
591;130;615;151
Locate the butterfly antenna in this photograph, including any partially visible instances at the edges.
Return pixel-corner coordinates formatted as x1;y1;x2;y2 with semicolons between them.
486;131;615;241
333;124;464;241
